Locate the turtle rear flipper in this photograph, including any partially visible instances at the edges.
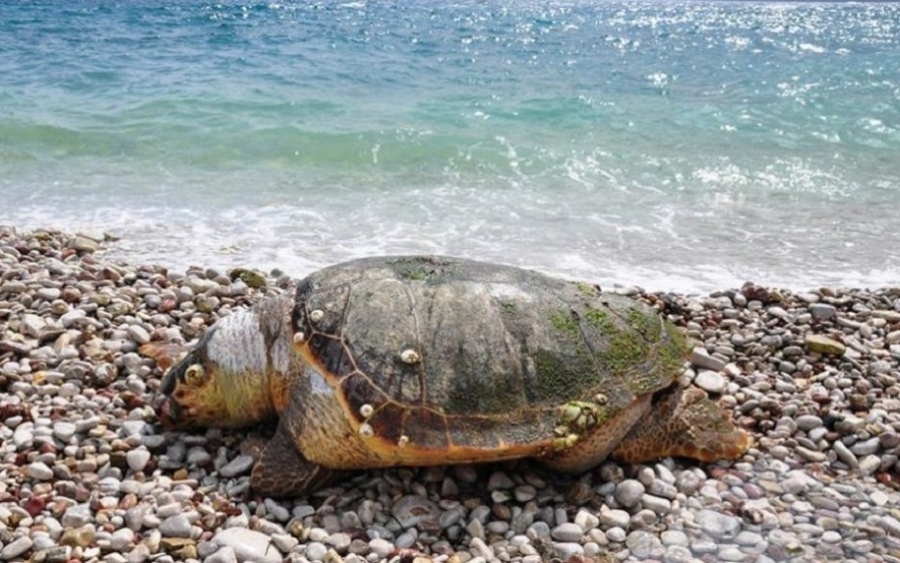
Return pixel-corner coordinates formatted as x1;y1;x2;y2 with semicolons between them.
251;423;340;498
612;385;750;463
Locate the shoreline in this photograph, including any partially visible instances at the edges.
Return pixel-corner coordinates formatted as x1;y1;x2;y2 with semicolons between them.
1;225;899;563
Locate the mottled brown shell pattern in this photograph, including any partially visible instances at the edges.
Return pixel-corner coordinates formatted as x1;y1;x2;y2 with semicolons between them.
288;256;687;456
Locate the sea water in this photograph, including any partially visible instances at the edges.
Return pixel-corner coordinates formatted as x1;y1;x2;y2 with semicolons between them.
1;0;898;293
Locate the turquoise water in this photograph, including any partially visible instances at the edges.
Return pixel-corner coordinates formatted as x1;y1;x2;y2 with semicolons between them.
1;0;898;292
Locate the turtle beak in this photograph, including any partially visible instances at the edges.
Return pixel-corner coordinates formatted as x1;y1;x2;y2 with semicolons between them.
157;395;183;428
156;356;188;429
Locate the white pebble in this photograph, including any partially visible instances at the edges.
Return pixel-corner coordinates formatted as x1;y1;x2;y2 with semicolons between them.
27;461;54;481
858;455;882;476
606;526;627;543
694;370;726;394
159;514;192;538
305;542;327;561
599;508;630;529
1;536;34;560
126;449;151;472
574;509;600;530
696;509;739;540
212;528;282;563
368;538;395;558
53;421;77;442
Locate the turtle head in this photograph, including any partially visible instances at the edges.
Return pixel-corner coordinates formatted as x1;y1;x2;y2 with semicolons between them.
158;305;283;430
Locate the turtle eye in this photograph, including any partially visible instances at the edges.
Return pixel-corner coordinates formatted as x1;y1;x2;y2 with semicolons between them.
183;364;206;387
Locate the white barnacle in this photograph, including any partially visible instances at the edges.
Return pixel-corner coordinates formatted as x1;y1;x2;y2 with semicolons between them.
359;422;374;438
309;309;325;323
594;393;608;405
293;332;306;344
400;348;420;364
397;435;410;448
560;404;582;423
359;403;374;418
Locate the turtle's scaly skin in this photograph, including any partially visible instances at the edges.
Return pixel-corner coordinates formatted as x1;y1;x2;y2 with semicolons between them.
159;256;750;497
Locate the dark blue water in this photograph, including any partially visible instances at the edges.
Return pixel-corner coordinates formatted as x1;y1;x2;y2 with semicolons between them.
2;1;898;292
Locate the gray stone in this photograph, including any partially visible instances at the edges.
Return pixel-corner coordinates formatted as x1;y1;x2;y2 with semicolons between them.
641;494;672;515
648;479;678;500
606;526;627;543
735;530;764;547
325;532;352;553
159;514;192;538
37;287;61;301
690;538;718;554
551;522;583;543
218;455;255;478
626;531;664;559
809;303;836;320
305;542;327;561
211;528;282;563
780;472;813;495
469;537;493;559
510;484;535;502
262;499;290;523
20;313;46;338
551;543;583;559
696;509;740;540
392;495;440;529
27;461;54;481
156;503;183;519
573;509;599;530
850;437;881;457
186;447;213;466
486;471;515;490
718;546;747;561
694;370;726;394
615;479;645;508
832;439;859;468
53;421;77;442
795;415;823;432
368;538;394;558
858;454;882;476
878;515;900;537
661;530;689;547
62;504;92;528
662;545;693;563
690;347;726;371
111;528;135;551
1;536;34;560
796;446;826;463
599;508;630;529
675;470;702;495
204;546;238;563
126;325;151;345
68;235;100;253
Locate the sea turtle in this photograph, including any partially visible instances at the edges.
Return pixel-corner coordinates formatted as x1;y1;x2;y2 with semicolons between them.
157;255;749;498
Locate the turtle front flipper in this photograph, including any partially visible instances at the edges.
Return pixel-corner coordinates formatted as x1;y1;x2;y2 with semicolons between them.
251;423;341;498
611;385;751;464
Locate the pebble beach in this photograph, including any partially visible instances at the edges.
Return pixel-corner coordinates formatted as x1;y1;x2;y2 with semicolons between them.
1;226;899;563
